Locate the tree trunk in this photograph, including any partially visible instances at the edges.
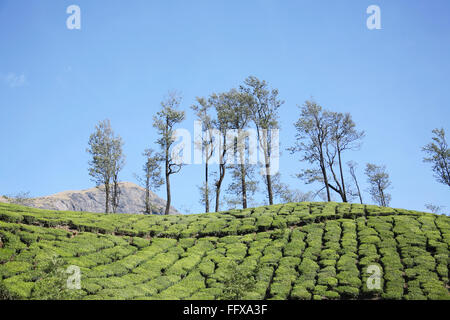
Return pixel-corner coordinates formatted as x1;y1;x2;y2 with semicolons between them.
337;148;347;202
265;168;273;205
239;142;248;209
378;183;385;207
215;163;225;212
215;135;227;212
240;162;247;209
111;175;120;213
145;175;151;214
327;157;345;202
263;134;273;205
442;152;450;186
350;165;363;204
165;172;171;215
320;163;330;202
319;145;331;201
355;177;363;204
165;154;171;215
104;183;110;213
205;160;209;213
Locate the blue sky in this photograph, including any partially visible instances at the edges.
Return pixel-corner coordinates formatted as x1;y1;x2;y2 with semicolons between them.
0;0;449;214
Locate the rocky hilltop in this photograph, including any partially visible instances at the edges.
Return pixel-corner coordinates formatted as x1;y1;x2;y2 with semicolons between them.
0;182;179;215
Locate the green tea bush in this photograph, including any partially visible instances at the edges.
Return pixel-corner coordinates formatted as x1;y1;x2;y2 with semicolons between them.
0;202;448;300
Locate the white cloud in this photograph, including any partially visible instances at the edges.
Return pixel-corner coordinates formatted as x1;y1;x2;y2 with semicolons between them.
2;72;27;88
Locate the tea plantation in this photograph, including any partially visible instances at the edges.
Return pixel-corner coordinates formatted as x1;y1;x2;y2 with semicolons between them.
0;202;448;300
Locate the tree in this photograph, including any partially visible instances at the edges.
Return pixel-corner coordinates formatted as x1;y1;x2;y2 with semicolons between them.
224;89;257;209
192;97;216;213
136;148;163;214
226;164;258;209
208;89;257;210
273;181;314;203
422;128;450;188
325;112;364;202
268;172;314;204
288;100;332;201
424;203;445;214
87;119;125;213
4;191;32;206
365;163;391;207
153;92;185;215
240;76;284;205
110;136;125;213
208;91;236;212
347;161;363;204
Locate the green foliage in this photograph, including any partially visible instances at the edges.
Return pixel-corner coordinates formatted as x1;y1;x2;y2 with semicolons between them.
0;202;448;300
217;262;258;300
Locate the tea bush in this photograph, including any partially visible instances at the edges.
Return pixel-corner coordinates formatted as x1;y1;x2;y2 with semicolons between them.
0;202;448;300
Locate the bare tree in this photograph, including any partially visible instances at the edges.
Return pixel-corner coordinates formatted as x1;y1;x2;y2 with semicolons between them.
153;92;185;215
87;119;125;213
422;128;450;187
347;161;363;204
240;76;284;205
365;163;391;207
288;100;332;201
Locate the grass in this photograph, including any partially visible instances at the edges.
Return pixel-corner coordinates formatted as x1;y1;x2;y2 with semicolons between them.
0;201;448;300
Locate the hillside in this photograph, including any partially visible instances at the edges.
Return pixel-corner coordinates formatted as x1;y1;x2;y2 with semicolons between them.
0;182;179;215
0;201;448;300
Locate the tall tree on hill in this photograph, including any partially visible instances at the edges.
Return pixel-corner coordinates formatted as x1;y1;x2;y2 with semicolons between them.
240;76;284;205
422;128;450;188
208;90;238;212
191;97;216;213
135;148;163;214
365;163;391;207
153;92;185;215
111;138;125;213
324;112;365;202
288;100;332;201
225;89;257;209
87;119;125;213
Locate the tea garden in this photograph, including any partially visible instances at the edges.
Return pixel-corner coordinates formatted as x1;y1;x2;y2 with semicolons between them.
0;201;448;300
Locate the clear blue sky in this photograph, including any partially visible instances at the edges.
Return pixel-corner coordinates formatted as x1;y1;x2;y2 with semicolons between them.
0;0;449;214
